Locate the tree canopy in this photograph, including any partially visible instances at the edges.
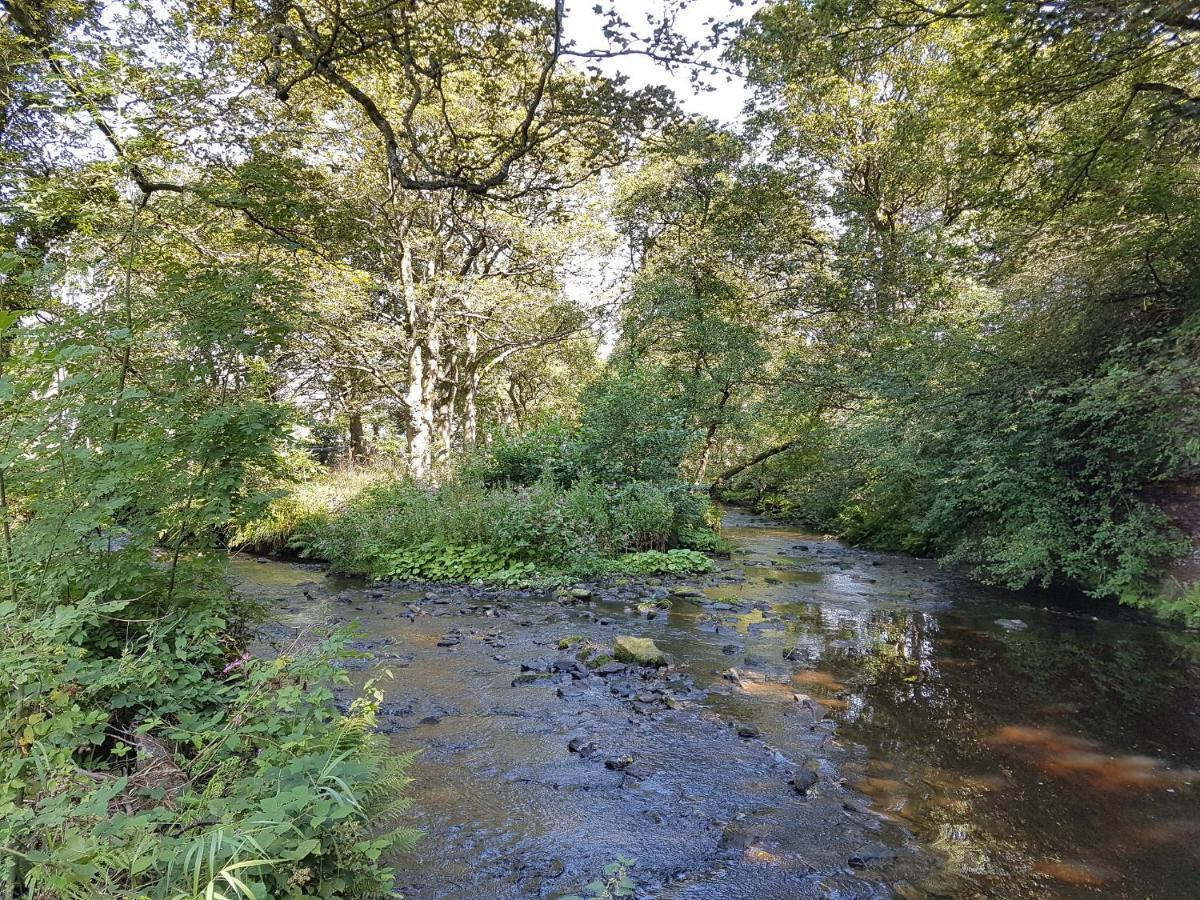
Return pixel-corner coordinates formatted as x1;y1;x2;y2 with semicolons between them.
1;0;1199;892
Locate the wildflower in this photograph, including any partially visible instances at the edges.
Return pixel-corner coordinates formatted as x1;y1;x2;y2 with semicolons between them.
222;651;252;674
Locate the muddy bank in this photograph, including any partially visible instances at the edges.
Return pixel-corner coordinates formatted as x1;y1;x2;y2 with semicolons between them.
235;508;1200;899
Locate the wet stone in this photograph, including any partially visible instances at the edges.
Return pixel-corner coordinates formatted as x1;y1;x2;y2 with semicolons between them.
238;510;957;900
848;845;898;868
791;768;819;795
567;736;598;757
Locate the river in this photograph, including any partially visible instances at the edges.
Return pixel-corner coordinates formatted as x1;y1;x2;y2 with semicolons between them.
232;508;1200;898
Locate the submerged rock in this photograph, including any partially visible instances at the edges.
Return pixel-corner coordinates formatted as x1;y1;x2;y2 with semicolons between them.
568;736;599;757
995;618;1028;631
790;765;819;795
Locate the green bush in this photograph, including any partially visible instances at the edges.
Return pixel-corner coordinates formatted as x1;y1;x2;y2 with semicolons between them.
729;313;1200;617
470;421;576;487
574;365;699;484
376;541;535;584
0;585;417;899
610;549;716;576
240;468;720;584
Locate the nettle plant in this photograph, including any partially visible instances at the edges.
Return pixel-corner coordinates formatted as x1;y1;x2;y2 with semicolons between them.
0;201;415;896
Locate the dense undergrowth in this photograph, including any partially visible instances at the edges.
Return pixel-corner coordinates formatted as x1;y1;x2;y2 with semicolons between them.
0;255;417;897
233;427;722;584
2;578;417;899
723;312;1200;622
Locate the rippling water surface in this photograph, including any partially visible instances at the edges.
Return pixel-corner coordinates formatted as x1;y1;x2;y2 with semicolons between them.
233;509;1200;898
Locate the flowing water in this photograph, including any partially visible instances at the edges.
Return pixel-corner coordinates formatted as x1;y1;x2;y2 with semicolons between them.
233;509;1200;899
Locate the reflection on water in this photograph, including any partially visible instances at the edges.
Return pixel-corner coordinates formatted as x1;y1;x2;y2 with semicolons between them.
232;514;1200;899
708;514;1200;899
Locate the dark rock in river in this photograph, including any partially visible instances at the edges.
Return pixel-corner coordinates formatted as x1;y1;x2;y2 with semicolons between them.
790;765;819;795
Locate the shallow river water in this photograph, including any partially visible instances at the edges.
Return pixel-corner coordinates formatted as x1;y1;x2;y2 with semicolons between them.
232;509;1200;899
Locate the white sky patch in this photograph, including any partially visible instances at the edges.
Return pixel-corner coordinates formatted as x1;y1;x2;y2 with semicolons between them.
564;0;758;124
559;0;761;350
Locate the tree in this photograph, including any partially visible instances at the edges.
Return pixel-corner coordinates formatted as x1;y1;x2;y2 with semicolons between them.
719;0;1200;607
612;121;818;482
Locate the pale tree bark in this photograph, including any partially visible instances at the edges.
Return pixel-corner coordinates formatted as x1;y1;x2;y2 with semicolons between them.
399;240;436;480
464;369;482;447
462;327;481;447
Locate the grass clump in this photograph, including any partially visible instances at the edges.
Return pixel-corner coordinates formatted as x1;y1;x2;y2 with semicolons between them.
237;465;720;584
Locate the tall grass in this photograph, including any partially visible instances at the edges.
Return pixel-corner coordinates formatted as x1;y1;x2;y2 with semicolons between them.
233;466;719;581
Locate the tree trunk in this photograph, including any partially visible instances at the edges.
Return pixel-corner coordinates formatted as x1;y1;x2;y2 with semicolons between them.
693;386;732;484
709;439;803;494
463;329;481;447
435;380;457;468
464;369;481;446
400;240;435;480
404;342;435;480
348;411;367;463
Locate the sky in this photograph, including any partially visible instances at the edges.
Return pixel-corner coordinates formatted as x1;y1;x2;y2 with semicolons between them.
554;0;765;340
562;0;760;124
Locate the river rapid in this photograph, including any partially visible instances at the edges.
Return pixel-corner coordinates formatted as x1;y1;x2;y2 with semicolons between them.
232;508;1200;899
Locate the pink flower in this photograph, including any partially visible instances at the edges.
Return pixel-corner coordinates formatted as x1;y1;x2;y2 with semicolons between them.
222;652;252;674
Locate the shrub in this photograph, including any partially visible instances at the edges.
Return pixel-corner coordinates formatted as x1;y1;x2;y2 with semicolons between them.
376;541;535;583
727;312;1200;617
238;469;720;584
574;366;699;484
0;586;417;899
470;421;576;487
610;549;716;576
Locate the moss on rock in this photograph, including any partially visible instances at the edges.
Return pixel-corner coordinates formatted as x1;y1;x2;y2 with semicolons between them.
613;636;667;667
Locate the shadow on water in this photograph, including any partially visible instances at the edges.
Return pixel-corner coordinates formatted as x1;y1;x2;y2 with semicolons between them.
700;510;1200;899
231;508;1200;899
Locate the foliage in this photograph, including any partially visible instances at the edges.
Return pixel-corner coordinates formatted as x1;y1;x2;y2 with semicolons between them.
244;468;719;584
572;366;701;484
709;0;1200;617
230;467;382;557
562;856;638;900
0;63;416;895
607;549;715;577
471;421;578;488
376;542;535;585
729;313;1200;607
1;596;418;899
